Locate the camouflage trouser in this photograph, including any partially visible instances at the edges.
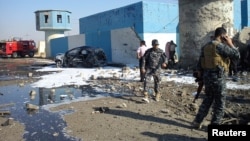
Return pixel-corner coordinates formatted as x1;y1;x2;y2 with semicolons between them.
194;71;226;125
139;58;145;82
143;68;161;94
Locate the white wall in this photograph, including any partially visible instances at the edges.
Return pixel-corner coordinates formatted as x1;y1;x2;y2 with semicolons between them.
143;33;177;51
37;41;46;58
68;34;85;50
111;28;178;65
111;27;140;66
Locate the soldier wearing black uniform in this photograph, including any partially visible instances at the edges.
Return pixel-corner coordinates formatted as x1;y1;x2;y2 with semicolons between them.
141;39;168;103
192;27;240;129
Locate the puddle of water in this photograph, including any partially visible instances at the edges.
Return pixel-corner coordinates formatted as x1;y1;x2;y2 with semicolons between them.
0;84;106;141
0;75;27;81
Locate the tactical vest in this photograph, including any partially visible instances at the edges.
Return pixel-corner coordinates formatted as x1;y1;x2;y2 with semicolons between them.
201;41;230;72
145;48;164;69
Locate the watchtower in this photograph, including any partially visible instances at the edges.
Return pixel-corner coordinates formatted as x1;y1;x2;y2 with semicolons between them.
35;10;71;57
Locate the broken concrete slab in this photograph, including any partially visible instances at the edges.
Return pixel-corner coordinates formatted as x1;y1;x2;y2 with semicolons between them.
26;103;39;110
0;111;11;116
1;118;14;126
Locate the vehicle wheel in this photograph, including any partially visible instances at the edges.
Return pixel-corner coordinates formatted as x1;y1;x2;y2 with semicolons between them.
56;61;62;68
12;52;18;58
28;52;34;57
63;61;69;67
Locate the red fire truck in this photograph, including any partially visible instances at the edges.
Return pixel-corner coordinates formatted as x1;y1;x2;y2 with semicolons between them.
0;39;36;58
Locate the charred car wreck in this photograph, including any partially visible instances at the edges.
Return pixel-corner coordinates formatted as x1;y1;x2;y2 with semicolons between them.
55;46;107;68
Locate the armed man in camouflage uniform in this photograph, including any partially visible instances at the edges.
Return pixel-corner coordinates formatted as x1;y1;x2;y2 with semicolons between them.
192;27;240;129
141;39;168;103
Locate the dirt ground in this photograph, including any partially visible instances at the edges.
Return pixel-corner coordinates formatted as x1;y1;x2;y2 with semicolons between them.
48;78;250;141
49;81;208;141
0;58;249;141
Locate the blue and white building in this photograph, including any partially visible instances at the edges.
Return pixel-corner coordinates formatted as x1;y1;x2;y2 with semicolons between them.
50;1;178;65
48;0;250;65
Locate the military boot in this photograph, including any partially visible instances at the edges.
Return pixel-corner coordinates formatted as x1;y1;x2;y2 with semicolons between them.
191;121;202;129
142;91;149;103
155;93;161;102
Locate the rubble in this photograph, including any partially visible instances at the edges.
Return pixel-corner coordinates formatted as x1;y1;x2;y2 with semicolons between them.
1;118;14;126
26;103;39;110
0;103;15;109
29;90;36;100
92;70;250;125
0;111;11;116
27;72;33;77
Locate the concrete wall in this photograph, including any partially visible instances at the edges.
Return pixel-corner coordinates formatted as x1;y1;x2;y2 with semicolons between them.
79;2;144;35
111;27;140;65
68;34;85;50
234;0;250;31
142;1;178;33
50;36;68;57
45;31;65;57
79;2;144;62
36;41;46;58
234;0;242;31
84;31;112;61
241;0;250;28
50;34;85;57
110;27;178;65
79;1;179;64
178;0;234;69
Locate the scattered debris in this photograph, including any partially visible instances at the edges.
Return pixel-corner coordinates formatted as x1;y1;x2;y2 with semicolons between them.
27;72;33;77
18;82;25;87
116;103;127;108
0;103;15;109
92;107;110;114
222;118;239;124
26;103;39;111
1;118;14;126
60;95;68;100
29;90;36;100
0;111;11;116
53;132;59;137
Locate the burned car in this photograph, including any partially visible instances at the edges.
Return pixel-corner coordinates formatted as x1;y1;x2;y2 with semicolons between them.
55;46;107;68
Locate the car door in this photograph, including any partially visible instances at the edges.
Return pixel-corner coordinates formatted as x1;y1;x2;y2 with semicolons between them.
64;47;82;67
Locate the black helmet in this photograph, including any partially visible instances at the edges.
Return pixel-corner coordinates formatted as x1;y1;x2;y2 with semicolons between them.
152;39;159;46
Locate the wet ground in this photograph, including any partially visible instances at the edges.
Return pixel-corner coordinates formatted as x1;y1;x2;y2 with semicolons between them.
0;57;131;141
0;58;89;140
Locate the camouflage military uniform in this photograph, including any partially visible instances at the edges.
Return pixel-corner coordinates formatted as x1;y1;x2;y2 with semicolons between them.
141;47;167;101
194;40;240;126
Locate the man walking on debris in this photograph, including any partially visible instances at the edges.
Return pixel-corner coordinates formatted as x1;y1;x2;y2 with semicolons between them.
141;39;168;103
192;27;240;129
137;40;149;82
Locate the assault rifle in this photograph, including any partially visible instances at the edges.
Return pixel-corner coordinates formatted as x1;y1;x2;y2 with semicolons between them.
192;70;204;103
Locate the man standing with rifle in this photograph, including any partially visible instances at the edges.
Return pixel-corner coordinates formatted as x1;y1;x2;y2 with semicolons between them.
192;27;240;129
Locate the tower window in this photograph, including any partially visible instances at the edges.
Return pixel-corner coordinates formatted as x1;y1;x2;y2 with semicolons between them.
57;15;62;23
44;15;49;23
67;15;70;23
